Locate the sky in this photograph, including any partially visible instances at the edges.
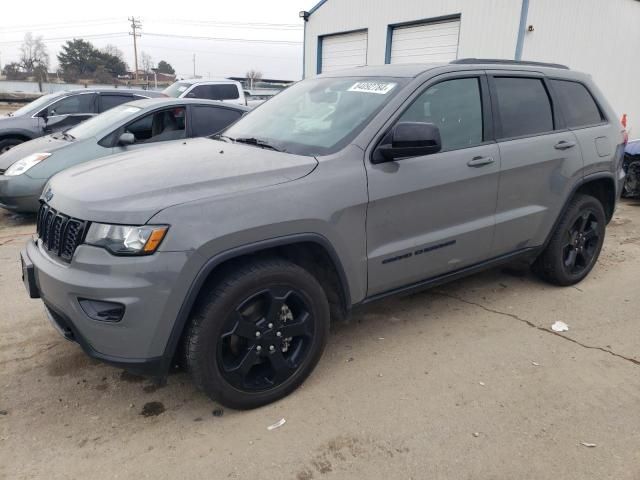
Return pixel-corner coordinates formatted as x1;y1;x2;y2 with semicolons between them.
0;0;318;81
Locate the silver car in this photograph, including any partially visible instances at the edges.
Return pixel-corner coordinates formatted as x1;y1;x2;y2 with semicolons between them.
0;98;248;212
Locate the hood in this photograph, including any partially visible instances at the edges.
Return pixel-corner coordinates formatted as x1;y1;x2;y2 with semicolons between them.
46;137;318;224
0;135;71;170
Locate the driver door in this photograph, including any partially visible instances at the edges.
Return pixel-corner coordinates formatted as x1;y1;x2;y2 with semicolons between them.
365;73;500;296
40;93;97;134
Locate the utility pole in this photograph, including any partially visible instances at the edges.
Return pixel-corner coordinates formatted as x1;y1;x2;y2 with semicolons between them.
192;53;196;78
129;17;142;81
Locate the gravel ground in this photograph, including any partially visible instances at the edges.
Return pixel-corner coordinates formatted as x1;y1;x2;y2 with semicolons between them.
1;201;639;480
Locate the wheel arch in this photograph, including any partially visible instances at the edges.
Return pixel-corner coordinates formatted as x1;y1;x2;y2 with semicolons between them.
161;233;352;372
0;129;37;143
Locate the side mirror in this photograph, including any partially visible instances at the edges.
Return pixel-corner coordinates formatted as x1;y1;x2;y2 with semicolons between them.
372;122;442;163
118;132;136;146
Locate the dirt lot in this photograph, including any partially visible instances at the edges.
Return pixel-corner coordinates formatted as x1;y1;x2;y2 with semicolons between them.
1;201;639;480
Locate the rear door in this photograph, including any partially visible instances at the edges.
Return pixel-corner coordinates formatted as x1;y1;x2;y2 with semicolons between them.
365;72;500;296
98;93;142;112
489;73;583;256
188;105;243;137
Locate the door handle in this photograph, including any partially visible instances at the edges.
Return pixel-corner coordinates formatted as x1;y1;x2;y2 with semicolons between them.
467;156;495;167
554;140;577;150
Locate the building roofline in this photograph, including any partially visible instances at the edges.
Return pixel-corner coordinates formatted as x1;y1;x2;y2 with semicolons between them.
308;0;328;16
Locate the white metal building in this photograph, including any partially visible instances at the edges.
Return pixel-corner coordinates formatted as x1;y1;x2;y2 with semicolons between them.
301;0;640;131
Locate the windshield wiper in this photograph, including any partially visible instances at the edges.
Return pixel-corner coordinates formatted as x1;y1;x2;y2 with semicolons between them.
61;131;75;141
232;137;283;152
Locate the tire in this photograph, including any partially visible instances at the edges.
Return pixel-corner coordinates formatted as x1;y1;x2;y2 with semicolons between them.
184;258;330;409
0;138;23;154
533;194;606;286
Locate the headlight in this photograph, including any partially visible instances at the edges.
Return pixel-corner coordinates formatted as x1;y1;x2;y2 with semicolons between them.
4;153;51;176
85;223;169;255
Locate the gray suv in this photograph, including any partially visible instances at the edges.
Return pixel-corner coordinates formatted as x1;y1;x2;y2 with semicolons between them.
20;60;625;409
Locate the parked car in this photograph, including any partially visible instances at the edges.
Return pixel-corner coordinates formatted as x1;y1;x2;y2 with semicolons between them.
0;98;248;212
163;79;247;106
0;88;162;154
21;60;624;409
622;139;640;197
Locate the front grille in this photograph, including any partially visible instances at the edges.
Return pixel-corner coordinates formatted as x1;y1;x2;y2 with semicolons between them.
36;203;87;262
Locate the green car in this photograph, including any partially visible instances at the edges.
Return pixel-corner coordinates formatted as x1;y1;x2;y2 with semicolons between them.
0;98;248;212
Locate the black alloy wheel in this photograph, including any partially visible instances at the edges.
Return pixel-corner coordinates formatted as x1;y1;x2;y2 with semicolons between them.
218;287;315;392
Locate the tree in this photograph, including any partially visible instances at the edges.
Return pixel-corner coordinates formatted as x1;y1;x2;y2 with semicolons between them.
19;32;49;79
58;38;99;79
246;69;263;89
2;62;26;80
140;51;154;78
57;39;127;82
156;60;175;75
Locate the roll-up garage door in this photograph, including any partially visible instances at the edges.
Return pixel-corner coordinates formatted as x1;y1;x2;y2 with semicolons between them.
389;19;460;64
320;30;368;73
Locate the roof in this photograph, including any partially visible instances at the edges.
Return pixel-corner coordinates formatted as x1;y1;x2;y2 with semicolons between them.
308;0;328;16
125;97;250;111
174;78;240;85
318;63;445;78
54;87;163;97
317;59;578;79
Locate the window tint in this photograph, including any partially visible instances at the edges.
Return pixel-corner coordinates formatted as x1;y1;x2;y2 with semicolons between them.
494;77;553;138
551;80;603;128
398;77;483;151
48;93;96;116
100;94;137;112
124;107;186;144
190;106;242;137
187;84;240;100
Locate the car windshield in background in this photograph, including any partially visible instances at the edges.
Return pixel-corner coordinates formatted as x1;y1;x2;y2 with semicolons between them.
223;77;407;156
66;105;142;139
10;93;61;117
162;82;192;98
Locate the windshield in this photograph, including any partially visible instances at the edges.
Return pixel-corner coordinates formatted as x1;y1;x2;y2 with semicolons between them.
67;104;142;139
162;82;191;98
10;93;61;117
223;77;407;156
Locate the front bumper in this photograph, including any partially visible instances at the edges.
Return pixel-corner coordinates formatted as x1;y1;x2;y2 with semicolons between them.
0;174;44;213
23;238;195;377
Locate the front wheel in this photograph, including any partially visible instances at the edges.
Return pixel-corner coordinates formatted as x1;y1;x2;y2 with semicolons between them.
533;194;606;286
0;138;23;154
184;258;330;409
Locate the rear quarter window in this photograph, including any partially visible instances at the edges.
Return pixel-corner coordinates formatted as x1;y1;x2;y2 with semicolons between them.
551;79;604;128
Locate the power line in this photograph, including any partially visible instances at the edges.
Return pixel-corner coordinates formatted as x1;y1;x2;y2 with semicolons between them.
0;33;129;46
144;32;302;46
1;17;123;32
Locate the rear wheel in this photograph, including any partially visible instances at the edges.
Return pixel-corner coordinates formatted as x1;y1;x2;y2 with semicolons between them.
184;258;330;409
0;138;23;154
533;194;606;286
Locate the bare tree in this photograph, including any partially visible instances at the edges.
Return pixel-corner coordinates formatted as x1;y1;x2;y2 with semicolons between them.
246;69;263;89
140;51;154;79
101;44;125;61
19;32;49;82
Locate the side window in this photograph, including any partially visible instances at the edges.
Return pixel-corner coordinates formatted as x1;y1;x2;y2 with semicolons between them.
190;106;242;137
187;84;240;100
47;94;96;116
493;77;554;138
100;94;135;112
124;107;186;144
398;77;483;151
551;80;604;128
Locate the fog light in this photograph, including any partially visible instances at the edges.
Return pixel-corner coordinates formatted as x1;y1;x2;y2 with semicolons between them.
78;298;125;322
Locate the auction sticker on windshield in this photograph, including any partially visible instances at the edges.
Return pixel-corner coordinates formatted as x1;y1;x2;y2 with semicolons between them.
348;81;396;95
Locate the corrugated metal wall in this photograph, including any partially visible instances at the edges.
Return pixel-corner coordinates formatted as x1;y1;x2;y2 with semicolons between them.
305;0;640;129
522;0;640;133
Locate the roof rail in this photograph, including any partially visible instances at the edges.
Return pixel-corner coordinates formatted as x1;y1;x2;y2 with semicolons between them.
451;58;570;70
